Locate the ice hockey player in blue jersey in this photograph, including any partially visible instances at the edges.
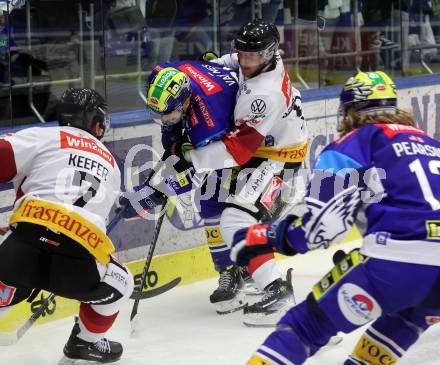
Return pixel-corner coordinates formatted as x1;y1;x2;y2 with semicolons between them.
147;60;238;149
230;70;440;364
122;60;249;314
137;21;308;327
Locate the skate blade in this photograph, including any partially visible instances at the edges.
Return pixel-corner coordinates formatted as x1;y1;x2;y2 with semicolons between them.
59;355;121;364
216;304;247;315
243;321;277;328
243;298;294;327
240;284;264;296
243;310;287;327
212;292;248;315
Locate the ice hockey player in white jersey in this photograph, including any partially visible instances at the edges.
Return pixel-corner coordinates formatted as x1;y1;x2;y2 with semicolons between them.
0;88;133;364
170;19;308;325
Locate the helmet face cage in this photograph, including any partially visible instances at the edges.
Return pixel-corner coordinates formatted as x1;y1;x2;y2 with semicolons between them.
338;71;397;124
146;67;192;122
231;19;280;60
57;88;108;138
148;105;185;126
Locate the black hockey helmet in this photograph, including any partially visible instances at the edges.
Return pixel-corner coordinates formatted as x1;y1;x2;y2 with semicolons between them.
57;88;109;139
231;19;280;59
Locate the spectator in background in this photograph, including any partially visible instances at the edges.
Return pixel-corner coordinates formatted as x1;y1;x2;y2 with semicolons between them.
0;5;57;125
282;0;329;87
219;0;282;54
391;0;410;72
409;0;438;63
173;0;213;59
218;0;238;54
360;1;410;72
431;0;440;45
142;0;179;69
231;0;281;26
104;1;148;64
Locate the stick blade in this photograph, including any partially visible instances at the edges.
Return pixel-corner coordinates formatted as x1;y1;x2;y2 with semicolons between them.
129;277;181;300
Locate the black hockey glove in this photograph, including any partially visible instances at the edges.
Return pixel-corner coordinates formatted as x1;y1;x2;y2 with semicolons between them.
163;140;194;174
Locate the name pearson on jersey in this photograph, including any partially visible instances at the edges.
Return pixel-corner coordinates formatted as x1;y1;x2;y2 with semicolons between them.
392;141;440;158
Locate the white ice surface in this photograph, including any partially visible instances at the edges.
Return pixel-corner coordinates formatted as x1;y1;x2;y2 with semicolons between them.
3;242;440;365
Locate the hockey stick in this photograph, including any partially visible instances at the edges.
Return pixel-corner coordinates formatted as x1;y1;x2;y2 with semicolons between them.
130;198;168;328
0;291;57;345
15;292;56;342
106;203;128;235
111;195;181;306
130;277;181;300
109;163;182;310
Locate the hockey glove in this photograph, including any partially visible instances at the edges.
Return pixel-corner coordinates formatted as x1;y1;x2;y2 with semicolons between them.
199;51;219;62
230;217;298;266
118;183;167;220
163;140;194;174
230;224;275;266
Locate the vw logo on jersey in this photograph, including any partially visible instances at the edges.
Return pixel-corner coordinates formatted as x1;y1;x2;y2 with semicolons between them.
251;99;266;114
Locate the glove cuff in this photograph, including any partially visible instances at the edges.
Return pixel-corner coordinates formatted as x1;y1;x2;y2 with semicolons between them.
270;215;298;256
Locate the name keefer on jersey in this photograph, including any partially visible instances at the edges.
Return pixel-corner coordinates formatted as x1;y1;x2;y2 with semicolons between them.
0;126;121;233
187;53;308;171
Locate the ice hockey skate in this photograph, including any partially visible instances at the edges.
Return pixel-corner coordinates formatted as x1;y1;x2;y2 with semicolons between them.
243;269;295;327
209;265;248;314
239;266;264;296
59;319;123;364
